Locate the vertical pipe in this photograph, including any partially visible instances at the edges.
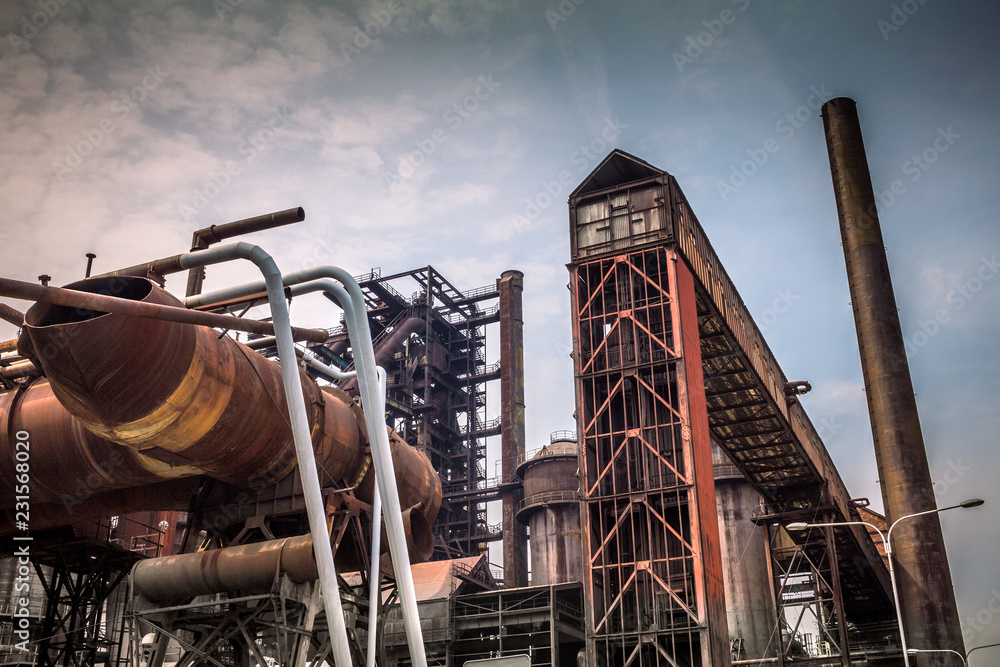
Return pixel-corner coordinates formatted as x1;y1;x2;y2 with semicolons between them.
85;253;96;278
499;270;528;587
822;97;964;658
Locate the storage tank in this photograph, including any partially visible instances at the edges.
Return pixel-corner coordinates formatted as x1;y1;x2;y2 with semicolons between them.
713;442;777;662
516;431;582;586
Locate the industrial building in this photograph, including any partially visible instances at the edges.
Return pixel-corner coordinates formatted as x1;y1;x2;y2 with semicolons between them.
0;98;967;666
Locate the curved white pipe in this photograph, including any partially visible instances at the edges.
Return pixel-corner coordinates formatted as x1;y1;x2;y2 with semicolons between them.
191;271;428;667
174;244;354;667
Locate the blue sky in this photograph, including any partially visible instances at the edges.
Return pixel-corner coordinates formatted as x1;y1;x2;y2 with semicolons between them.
1;0;998;656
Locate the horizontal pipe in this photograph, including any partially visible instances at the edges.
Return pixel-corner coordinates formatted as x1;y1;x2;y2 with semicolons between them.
133;534;319;602
0;276;327;343
192;208;305;249
0;360;37;380
132;507;432;603
20;276;360;489
0;339;17;353
0;303;24;327
186;207;306;297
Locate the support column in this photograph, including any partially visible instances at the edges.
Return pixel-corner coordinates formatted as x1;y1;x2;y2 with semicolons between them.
499;270;528;587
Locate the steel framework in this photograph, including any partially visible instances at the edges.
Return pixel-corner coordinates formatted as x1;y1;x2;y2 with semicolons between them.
316;267;507;561
571;247;729;665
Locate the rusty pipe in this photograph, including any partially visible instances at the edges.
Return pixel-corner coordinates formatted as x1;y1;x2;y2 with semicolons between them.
131;504;435;604
340;316;423;393
4;275;440;547
0;339;17;354
186;207;305;297
20;276;360;488
0;276;327;343
0;360;37;381
0;378;173;506
0;303;23;327
132;534;319;602
823;97;964;657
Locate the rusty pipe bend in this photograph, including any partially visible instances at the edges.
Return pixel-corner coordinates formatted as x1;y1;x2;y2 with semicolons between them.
5;274;441;550
20;276;363;489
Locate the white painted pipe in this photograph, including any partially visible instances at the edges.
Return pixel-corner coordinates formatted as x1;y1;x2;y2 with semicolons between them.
192;271;428;667
174;244;354;667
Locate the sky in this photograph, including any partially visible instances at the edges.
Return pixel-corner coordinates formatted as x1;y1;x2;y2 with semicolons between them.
1;0;998;658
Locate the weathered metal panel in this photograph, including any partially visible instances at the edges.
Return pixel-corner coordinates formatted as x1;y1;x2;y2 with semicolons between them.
572;183;668;259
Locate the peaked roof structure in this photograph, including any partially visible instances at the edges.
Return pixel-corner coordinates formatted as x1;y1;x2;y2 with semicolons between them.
570;149;665;198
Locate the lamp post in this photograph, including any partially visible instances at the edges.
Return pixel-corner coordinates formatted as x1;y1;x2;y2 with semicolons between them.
967;642;1000;664
907;648;966;666
787;498;984;667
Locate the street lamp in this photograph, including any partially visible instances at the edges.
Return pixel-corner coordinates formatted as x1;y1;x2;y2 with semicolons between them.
907;648;966;665
967;642;1000;663
787;498;984;667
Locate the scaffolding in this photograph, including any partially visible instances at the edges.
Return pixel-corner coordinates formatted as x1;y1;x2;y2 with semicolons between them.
313;267;506;561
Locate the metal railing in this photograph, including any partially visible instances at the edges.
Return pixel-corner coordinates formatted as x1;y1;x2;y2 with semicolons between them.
549;430;577;443
516;490;579;514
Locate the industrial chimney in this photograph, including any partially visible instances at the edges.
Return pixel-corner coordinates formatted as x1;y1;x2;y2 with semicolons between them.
822;97;964;660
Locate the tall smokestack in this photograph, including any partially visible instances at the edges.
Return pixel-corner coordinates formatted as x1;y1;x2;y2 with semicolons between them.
499;269;528;587
822;97;964;659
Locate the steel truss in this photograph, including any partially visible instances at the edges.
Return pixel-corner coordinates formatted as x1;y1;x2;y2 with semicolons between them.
572;247;728;666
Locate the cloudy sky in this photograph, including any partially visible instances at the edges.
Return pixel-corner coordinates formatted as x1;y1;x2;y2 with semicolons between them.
1;0;998;655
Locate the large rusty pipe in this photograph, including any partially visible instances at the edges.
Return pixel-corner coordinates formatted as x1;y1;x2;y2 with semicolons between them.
185;207;306;297
133;534;319;602
131;505;435;603
0;378;177;506
0;276;327;343
822;97;964;657
2;275;441;564
20;276;361;489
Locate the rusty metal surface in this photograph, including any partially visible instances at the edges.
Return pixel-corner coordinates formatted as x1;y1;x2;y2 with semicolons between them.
132;534;319;602
0;275;327;343
0;360;36;380
823;96;964;657
0;302;23;327
185;206;305;296
0;378;173;506
499;269;528;587
567;150;894;625
516;440;581;585
21;276;361;488
2;275;442;551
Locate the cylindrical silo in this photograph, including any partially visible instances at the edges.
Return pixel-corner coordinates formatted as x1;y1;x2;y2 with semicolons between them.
713;443;777;662
516;431;583;586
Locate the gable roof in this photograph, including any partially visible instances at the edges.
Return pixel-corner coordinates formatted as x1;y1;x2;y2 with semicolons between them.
571;149;666;198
